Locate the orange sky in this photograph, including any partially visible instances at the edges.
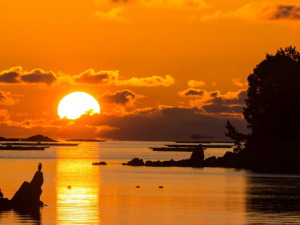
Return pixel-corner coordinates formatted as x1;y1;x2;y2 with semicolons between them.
0;0;300;141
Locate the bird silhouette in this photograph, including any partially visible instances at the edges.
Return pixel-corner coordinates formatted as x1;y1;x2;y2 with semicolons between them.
38;163;42;171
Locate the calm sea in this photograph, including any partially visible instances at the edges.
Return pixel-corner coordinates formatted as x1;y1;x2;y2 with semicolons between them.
0;141;300;225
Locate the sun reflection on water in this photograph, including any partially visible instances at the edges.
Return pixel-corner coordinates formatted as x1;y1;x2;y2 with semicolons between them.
56;148;100;224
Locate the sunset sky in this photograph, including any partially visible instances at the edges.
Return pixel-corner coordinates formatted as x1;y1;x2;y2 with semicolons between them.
0;0;299;141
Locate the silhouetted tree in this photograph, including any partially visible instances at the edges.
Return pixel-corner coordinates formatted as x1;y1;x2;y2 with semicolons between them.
225;46;300;169
224;120;247;154
244;46;300;151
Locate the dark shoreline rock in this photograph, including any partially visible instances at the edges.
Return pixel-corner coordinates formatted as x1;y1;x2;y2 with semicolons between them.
92;161;107;165
203;150;300;174
0;169;44;210
123;148;205;168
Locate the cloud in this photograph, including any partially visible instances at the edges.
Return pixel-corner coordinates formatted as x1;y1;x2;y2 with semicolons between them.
0;67;57;85
0;67;22;83
202;2;300;24
0;102;248;141
21;69;57;84
179;87;247;116
97;0;207;10
142;0;208;10
73;69;118;84
188;80;206;88
93;7;125;22
101;90;136;105
202;90;247;114
0;110;9;121
74;105;248;141
117;75;175;87
232;78;247;87
73;69;174;87
179;88;204;97
0;67;175;87
0;91;16;105
263;4;300;20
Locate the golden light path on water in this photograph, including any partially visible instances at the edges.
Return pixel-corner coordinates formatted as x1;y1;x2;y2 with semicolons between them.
56;147;100;224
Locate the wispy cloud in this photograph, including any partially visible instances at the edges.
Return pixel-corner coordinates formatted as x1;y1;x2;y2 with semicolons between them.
0;67;175;87
179;87;246;116
117;75;175;87
231;78;247;87
202;2;300;24
73;69;175;87
96;0;207;11
73;69;118;84
93;7;125;22
188;79;206;88
0;91;17;105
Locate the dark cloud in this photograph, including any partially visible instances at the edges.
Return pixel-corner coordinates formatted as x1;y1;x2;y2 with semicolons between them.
101;90;135;105
180;88;204;97
268;5;300;20
210;92;218;98
203;104;243;114
203;91;246;114
21;69;57;84
76;106;248;141
0;71;20;83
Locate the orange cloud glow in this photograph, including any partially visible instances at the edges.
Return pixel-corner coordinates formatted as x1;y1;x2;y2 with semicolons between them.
188;80;206;88
117;75;175;87
0;91;17;105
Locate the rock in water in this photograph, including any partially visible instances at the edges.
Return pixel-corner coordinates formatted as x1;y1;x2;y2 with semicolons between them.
10;170;44;209
30;170;44;203
189;147;204;166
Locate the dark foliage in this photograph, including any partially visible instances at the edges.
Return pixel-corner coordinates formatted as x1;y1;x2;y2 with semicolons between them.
225;46;300;169
224;120;247;153
244;46;300;154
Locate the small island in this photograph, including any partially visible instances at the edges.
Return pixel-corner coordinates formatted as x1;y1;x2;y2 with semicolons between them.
0;134;79;150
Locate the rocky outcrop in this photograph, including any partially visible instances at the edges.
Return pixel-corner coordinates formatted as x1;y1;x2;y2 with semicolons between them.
123;148;204;167
123;158;145;166
0;169;44;210
204;151;244;168
92;161;107;165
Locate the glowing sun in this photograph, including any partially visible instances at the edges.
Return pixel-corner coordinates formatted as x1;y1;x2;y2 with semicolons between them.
58;92;100;119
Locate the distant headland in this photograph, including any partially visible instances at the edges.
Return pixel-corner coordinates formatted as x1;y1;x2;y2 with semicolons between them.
0;134;57;142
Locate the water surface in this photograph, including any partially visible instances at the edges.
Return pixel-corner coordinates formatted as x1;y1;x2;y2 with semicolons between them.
0;141;299;224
